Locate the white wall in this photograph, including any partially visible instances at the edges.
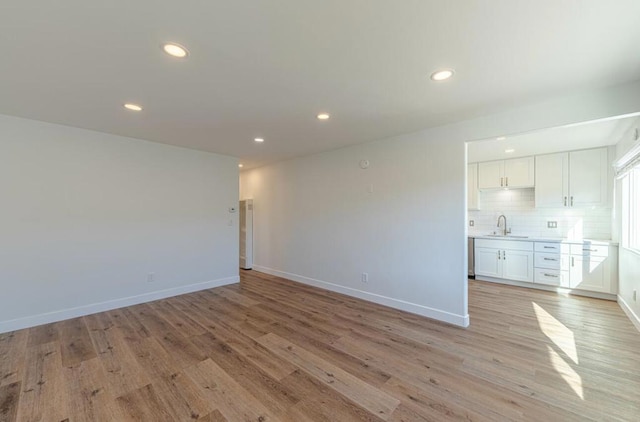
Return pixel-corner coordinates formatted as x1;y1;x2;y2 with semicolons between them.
0;114;239;332
241;134;468;325
241;79;640;328
615;117;640;330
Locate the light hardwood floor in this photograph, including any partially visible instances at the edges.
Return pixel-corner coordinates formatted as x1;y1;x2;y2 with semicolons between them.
1;270;639;421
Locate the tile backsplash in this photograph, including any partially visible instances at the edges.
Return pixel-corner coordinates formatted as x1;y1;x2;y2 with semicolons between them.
468;188;612;240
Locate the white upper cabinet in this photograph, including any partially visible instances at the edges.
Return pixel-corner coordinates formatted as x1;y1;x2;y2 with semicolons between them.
467;163;479;210
504;157;535;188
478;160;504;189
535;152;569;207
569;148;608;207
478;157;534;190
535;148;608;208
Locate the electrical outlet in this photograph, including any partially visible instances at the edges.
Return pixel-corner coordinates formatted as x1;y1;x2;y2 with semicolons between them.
469;220;475;227
147;273;155;283
361;273;368;283
634;290;637;301
547;221;558;228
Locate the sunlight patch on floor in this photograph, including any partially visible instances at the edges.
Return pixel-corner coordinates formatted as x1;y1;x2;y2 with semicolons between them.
533;302;579;364
546;345;584;400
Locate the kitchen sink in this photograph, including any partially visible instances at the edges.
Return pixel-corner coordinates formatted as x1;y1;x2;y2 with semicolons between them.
485;234;529;238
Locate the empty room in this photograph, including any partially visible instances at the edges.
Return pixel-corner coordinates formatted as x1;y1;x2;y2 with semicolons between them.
1;1;640;421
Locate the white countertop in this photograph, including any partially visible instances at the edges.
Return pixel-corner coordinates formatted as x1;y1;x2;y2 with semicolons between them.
468;234;618;246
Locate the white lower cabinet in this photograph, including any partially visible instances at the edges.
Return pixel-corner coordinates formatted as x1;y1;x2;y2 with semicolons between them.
475;239;533;282
475;247;502;278
502;250;534;282
476;238;618;295
566;244;615;293
533;242;568;286
533;268;568;286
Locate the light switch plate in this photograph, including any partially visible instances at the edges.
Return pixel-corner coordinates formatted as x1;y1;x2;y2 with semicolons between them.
547;221;558;228
469;220;474;227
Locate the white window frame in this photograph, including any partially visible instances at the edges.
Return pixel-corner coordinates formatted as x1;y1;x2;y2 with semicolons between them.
620;164;640;254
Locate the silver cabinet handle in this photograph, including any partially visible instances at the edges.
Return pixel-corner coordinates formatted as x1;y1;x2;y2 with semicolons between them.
570;196;574;206
582;248;598;252
500;177;504;187
543;257;558;261
571;257;575;267
497;250;501;260
543;273;558;278
543;246;556;249
564;196;567;206
505;177;508;186
502;250;506;260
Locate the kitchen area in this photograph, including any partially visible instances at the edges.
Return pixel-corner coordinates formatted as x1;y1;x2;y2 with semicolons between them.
466;116;637;300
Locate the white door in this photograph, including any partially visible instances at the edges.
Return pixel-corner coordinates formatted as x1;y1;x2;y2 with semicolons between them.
239;199;253;269
535;152;568;208
569;148;608;207
504;157;534;188
478;160;504;189
475;247;502;277
502;250;534;282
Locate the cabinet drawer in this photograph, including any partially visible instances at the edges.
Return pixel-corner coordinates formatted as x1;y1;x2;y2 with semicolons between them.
569;244;609;257
534;242;569;254
534;269;562;286
534;253;561;270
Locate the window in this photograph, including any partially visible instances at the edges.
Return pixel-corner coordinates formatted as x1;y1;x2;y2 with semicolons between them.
620;163;640;252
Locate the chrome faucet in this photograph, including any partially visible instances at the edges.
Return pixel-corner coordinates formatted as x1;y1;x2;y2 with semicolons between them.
497;214;509;236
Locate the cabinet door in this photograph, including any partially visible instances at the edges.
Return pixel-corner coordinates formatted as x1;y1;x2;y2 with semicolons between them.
568;255;611;293
478;161;504;189
535;152;569;208
467;163;479;210
475;247;502;277
503;250;534;282
569;148;608;207
504;157;534;188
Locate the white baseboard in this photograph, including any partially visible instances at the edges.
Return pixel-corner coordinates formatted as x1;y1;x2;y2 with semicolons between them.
475;275;617;301
618;295;640;333
253;266;469;328
0;275;239;334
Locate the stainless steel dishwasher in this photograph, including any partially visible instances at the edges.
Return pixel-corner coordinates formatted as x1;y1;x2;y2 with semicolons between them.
468;237;475;277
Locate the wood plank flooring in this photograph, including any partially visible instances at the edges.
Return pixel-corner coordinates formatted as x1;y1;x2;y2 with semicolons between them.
1;270;639;421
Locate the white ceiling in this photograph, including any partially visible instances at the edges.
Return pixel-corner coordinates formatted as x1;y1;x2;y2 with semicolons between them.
1;1;640;169
467;115;639;162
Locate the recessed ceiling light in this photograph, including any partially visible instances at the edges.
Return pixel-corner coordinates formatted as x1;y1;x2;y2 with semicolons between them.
254;138;265;143
505;148;515;153
496;136;507;141
430;69;454;81
162;43;189;58
124;103;143;111
317;113;330;120
238;164;244;168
